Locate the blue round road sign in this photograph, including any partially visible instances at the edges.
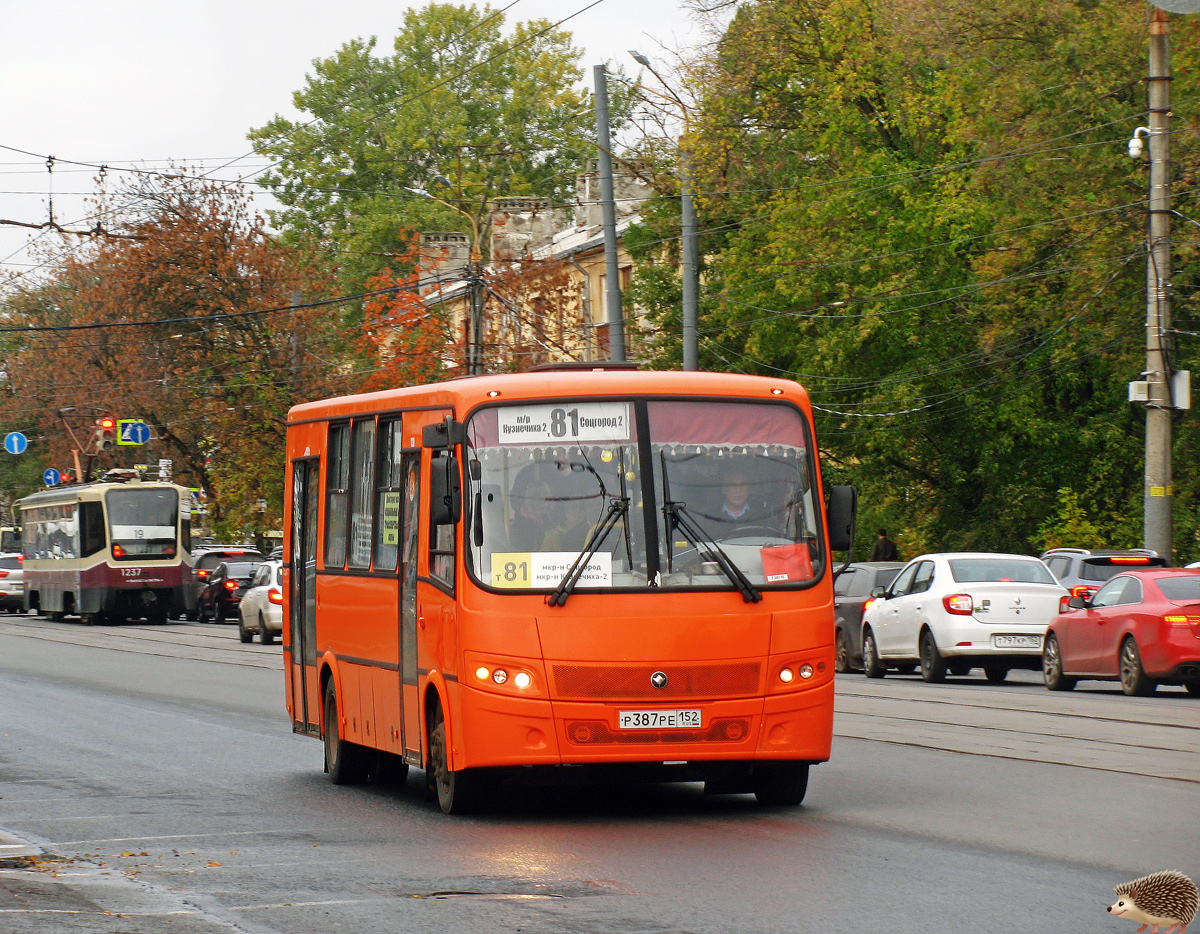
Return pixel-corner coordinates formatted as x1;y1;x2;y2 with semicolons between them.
4;432;27;455
43;467;60;486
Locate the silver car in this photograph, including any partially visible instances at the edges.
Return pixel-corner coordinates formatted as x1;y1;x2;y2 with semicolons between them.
238;559;283;645
0;552;23;612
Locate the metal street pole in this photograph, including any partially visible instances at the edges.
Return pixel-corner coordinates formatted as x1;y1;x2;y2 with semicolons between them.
1144;8;1173;558
680;151;699;371
593;64;627;362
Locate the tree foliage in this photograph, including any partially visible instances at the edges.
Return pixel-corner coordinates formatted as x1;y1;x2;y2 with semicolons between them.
249;3;605;292
0;175;353;536
630;0;1200;561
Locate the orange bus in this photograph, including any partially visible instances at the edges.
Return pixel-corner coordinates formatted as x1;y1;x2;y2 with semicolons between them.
283;367;856;813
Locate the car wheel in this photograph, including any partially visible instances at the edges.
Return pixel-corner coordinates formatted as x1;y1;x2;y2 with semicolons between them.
919;630;947;683
238;613;253;643
862;629;885;679
427;704;484;814
752;762;810;806
1042;633;1077;691
983;667;1009;684
323;682;368;784
834;629;851;673
260;613;275;645
1119;637;1156;696
215;603;226;625
196;602;209;624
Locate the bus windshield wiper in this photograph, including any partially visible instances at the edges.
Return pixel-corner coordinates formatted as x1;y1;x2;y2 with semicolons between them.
662;499;762;604
546;496;629;607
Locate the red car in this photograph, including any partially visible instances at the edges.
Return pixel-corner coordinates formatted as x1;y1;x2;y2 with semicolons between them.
1043;568;1200;696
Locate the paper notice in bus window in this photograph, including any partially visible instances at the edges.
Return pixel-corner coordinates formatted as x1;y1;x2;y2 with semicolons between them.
490;551;613;588
380;491;401;545
497;403;631;445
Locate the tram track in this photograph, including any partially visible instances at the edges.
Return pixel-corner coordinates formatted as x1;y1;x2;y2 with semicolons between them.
834;674;1200;782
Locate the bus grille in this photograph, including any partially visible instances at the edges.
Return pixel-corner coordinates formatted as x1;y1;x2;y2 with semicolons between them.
551;662;760;700
566;718;751;745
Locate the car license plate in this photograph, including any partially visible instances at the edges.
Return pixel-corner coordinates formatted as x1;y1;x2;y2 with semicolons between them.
992;634;1041;649
618;709;702;730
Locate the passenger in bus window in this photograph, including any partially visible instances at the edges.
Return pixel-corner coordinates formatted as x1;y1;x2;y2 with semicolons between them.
509;480;553;551
543;495;598;553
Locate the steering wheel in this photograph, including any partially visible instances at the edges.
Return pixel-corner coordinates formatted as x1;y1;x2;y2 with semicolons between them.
719;524;786;540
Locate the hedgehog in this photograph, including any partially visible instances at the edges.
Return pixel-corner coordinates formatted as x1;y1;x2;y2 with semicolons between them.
1108;871;1198;934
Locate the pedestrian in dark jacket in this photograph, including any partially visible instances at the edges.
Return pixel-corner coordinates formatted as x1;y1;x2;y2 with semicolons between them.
868;528;899;562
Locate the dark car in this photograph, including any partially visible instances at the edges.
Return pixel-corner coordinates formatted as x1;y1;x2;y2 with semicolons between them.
833;561;905;672
197;560;264;624
1040;548;1168;600
189;547;264;619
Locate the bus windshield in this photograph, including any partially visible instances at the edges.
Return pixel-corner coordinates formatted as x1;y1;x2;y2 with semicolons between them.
465;399;823;593
106;488;179;559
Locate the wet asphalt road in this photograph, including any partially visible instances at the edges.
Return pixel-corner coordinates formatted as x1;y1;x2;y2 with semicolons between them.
0;614;1197;934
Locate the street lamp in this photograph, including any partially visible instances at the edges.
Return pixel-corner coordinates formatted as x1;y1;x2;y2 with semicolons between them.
407;180;485;375
629;51;699;371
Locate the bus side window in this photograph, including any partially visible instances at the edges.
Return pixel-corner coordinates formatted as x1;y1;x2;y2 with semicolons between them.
429;451;456;589
80;502;105;557
325;423;351;568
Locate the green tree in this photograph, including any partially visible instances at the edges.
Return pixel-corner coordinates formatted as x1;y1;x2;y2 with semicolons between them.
632;0;1200;558
249;3;607;292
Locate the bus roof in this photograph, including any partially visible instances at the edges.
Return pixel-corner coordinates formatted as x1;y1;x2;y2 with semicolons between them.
288;370;811;425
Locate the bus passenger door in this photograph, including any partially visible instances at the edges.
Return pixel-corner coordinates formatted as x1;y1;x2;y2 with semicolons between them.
290;459;321;736
399;453;422;759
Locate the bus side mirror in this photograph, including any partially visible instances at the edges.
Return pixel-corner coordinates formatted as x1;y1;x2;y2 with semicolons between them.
826;485;857;552
430;454;461;526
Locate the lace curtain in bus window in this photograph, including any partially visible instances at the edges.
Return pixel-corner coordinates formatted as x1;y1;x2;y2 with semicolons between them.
347;419;376;569
325;424;351;567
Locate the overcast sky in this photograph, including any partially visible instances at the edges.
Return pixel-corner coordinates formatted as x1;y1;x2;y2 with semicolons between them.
1;0;713;279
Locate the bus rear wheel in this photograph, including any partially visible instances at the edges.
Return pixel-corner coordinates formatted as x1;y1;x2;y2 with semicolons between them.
427;705;483;814
323;683;368;784
752;762;809;806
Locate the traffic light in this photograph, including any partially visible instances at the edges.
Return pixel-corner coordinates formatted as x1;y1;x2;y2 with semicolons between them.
95;416;116;452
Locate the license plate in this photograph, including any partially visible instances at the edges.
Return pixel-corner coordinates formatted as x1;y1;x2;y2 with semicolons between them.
618;709;702;730
992;634;1041;649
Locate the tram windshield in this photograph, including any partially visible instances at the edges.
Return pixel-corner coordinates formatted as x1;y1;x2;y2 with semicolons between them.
464;399;823;594
106;488;179;559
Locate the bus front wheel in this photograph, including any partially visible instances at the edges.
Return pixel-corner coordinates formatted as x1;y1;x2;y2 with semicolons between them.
752;762;810;806
427;706;483;815
323;683;368;784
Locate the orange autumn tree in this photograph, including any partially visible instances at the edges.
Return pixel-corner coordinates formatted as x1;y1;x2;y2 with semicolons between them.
358;260;452;393
0;173;361;536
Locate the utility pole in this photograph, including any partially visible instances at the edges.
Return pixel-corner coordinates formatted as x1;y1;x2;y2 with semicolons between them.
1143;7;1173;559
467;264;484;376
593;64;626;362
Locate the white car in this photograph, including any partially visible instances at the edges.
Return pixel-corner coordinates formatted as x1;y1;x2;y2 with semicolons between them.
0;552;23;612
237;559;282;645
860;553;1068;683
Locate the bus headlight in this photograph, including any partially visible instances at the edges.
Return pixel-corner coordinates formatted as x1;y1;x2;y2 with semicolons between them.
475;666;490;681
492;669;508;684
778;667;794;683
513;671;532;689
